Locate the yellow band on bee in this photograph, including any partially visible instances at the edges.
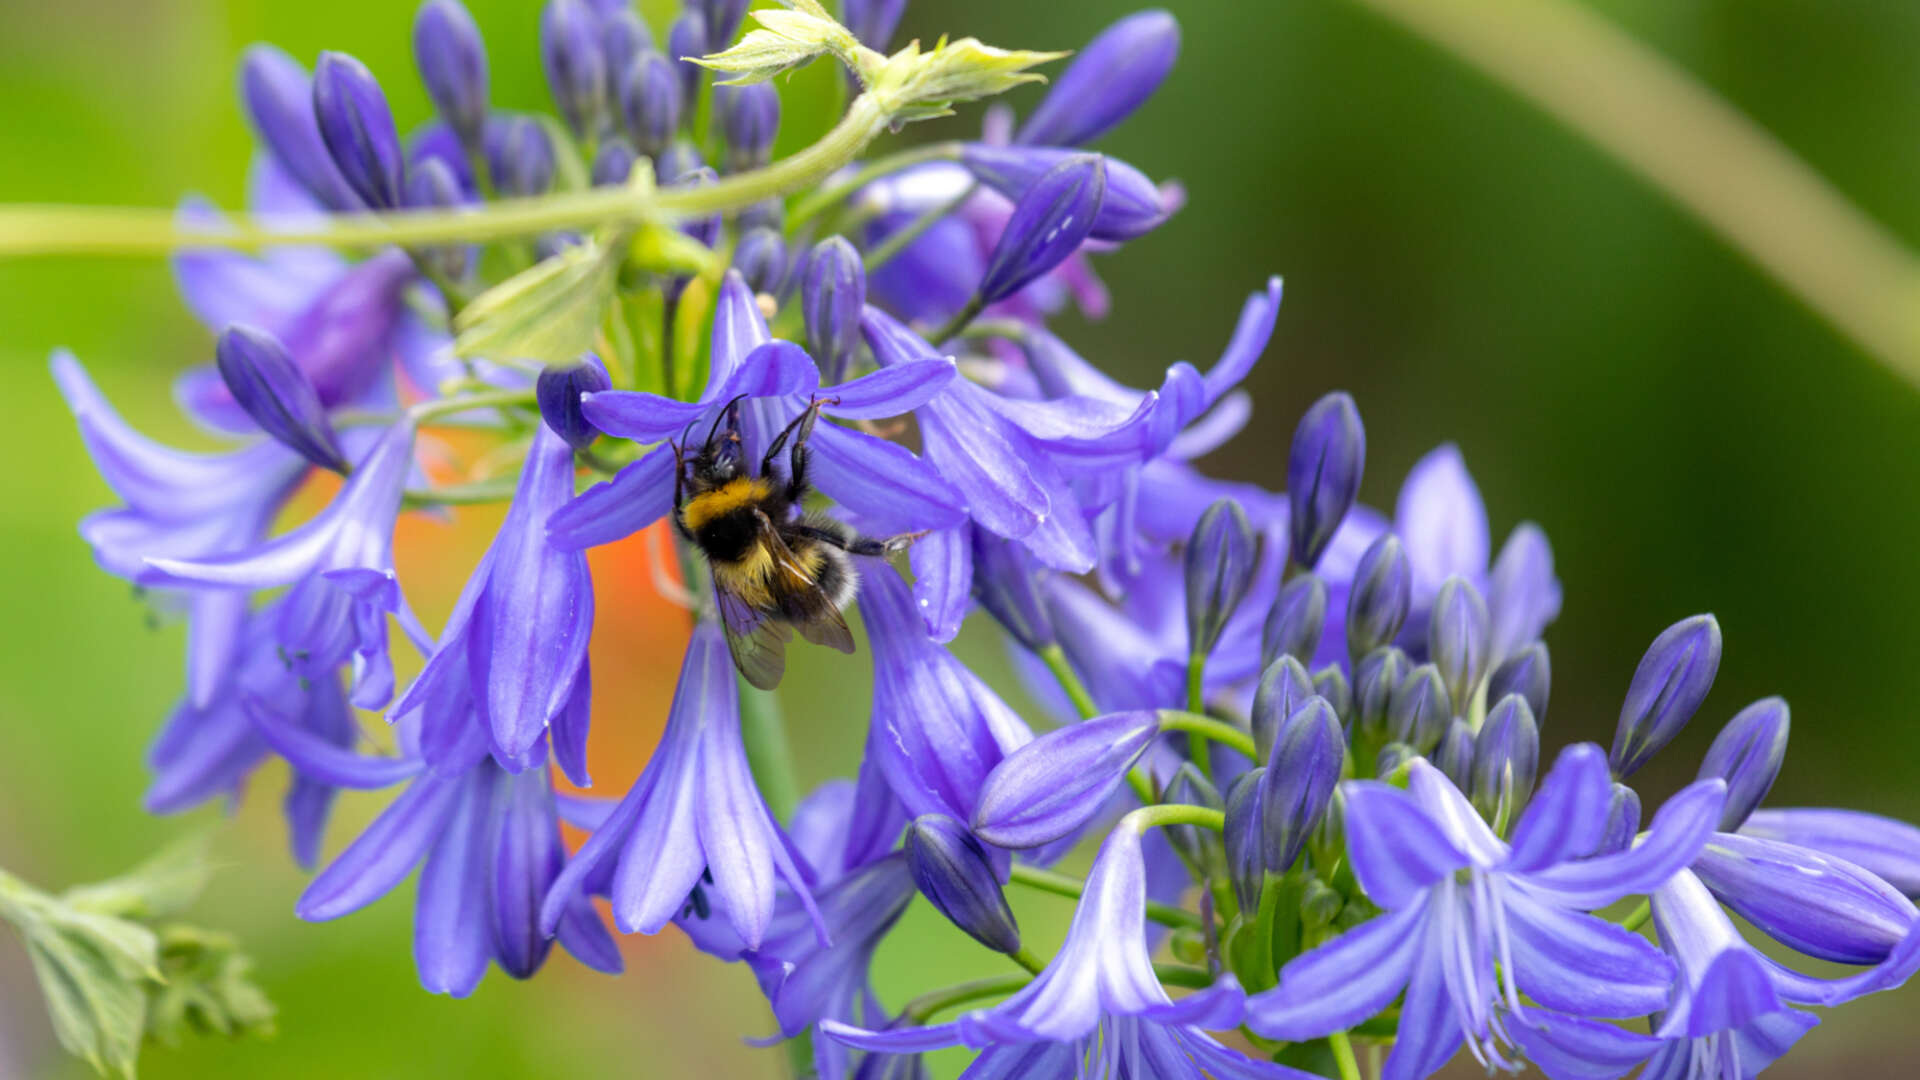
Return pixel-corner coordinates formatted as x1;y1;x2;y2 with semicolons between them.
680;477;775;532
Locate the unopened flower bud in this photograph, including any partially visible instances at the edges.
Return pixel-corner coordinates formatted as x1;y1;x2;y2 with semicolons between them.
1697;696;1790;831
906;815;1021;955
1251;655;1313;766
843;0;907;50
1609;614;1722;779
977;156;1106;306
496;117;556;197
600;9;653;75
413;0;490;148
1428;576;1490;710
972;528;1054;652
1016;10;1180;148
803;236;866;384
1386;663;1451;755
1185;499;1258;662
536;359;611;451
215;325;347;472
1261;573;1327;673
1260;696;1343;874
1487;642;1551;728
973;711;1159;849
239;46;360;210
667;11;707;115
1224;768;1266;912
732;228;788;297
1353;646;1408;746
672;167;722;251
590;137;637;187
1161;764;1222;871
618;50;681;158
715;83;780;171
541;0;608;138
1345;533;1409;658
1597;782;1641;855
697;0;750;47
313;51;405;209
1309;784;1347;871
656;141;704;186
1311;664;1352;722
738;197;783;234
1435;719;1475;790
960;144;1167;241
1375;742;1416;777
403;157;470;280
1470;694;1539;823
1286;392;1365;571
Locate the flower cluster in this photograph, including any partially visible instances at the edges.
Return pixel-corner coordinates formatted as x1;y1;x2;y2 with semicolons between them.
51;1;1920;1078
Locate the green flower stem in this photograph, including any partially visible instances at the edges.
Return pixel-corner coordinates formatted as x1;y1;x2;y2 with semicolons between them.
0;93;896;259
401;478;521;509
925;294;987;349
1156;710;1259;762
1328;1029;1364;1080
738;681;802;822
1006;863;1202;931
786;140;964;232
1152;963;1215;990
1010;944;1049;976
1616;898;1652;934
407;388;539;422
1122;803;1226;834
863;181;978;273
1037;643;1159;806
904;973;1031;1023
1183;654;1214;785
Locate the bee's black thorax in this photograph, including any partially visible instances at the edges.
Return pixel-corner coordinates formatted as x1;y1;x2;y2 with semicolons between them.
692;507;761;564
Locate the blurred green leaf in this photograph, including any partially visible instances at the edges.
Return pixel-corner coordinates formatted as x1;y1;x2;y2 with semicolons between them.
453;240;623;370
145;925;276;1047
61;832;215;922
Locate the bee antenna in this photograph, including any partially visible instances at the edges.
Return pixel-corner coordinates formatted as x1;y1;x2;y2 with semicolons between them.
702;395;749;451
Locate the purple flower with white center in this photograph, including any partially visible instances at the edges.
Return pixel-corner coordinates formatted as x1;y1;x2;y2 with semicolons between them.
52;349;307;708
548;271;962;553
538;622;824;948
1014;10;1181;148
146;419;418;710
823;821;1305;1079
391;422;593;774
266;679;620;997
1246;747;1727;1078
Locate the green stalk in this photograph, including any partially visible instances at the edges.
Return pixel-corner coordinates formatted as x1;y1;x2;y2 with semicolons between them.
786;140;964;232
1037;643;1158;809
407;388;539;422
1006;863;1202;931
1156;710;1259;762
737;681;801;822
903;974;1031;1023
1617;899;1652;934
1183;654;1213;785
1328;1029;1364;1080
863;181;979;272
1123;803;1225;834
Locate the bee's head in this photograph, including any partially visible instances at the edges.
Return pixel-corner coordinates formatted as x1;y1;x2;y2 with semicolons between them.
679;394;748;490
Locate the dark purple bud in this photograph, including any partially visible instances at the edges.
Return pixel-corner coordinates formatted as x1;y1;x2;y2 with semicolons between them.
601;9;653;75
591;137;637;187
671;166;722;250
618;50;682;158
656;141;704;185
1435;719;1475;790
843;0;907;50
715;83;781;170
1161;763;1222;871
1251;656;1314;766
1609;614;1723;779
1353;646;1408;746
1311;664;1351;721
905;815;1021;955
1596;782;1641;855
667;12;707;116
731;227;788;297
803;236;867;385
536;358;611;451
738;197;783;235
413;0;490;148
697;0;751;47
1224;768;1266;912
1428;576;1491;711
404;156;471;280
542;0;609;138
497;117;556;197
960;144;1167;242
313;51;405;210
1261;573;1327;673
1470;694;1539;823
972;526;1054;652
215;325;347;472
1185;499;1258;661
1016;9;1180;148
239;45;361;211
1259;696;1343;874
977;155;1106;305
1387;663;1451;755
1345;533;1409;658
1286;392;1365;570
1487;642;1551;728
973;711;1159;849
1375;742;1416;777
1697;697;1790;831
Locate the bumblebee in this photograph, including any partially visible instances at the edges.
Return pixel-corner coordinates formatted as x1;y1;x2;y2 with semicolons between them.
673;394;918;690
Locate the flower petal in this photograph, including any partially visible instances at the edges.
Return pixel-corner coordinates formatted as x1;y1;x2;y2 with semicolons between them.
297;771;461;920
817;1019;963;1053
1395;443;1488;599
806;422;967;535
1522;779;1726;909
1244;903;1425;1039
1692;833;1918;964
1342;780;1470;909
412;767;493;997
910;525;972;643
1382;924;1468;1080
822;357;956;419
1741;808;1920;898
1507;1011;1660;1080
246;696;422;789
1505;744;1610;872
578;390;708;442
1504;887;1675;1017
545;446;675;550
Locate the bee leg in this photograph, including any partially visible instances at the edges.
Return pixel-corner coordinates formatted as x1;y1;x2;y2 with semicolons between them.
787;524;927;557
669;440;695;542
765;397;830;498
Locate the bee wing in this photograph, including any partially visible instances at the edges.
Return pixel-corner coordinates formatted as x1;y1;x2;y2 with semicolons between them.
714;581;791;691
754;511;856;656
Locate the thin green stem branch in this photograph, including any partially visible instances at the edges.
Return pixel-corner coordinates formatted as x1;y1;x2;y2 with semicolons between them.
903;974;1030;1023
1006;863;1202;930
1156;710;1259;762
1328;1029;1364;1080
786;140;963;232
1183;655;1213;785
1616;898;1652;934
1122;803;1225;834
1037;644;1098;720
407;388;538;422
738;680;801;823
863;181;978;273
1346;0;1920;389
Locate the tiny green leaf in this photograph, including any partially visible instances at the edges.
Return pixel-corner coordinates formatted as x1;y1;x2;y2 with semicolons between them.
145;925;276;1047
454;239;623;370
690;4;877;85
61;832;215;922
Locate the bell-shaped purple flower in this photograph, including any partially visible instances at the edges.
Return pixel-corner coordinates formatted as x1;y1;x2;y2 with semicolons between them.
906;815;1021;955
541;0;608;137
1740;808;1920;898
1286;391;1365;571
1469;693;1539;822
215;324;347;472
1345;532;1409;658
391;423;593;772
313;51;405;210
803;236;866;385
536;357;611;451
1610;613;1723;779
413;0;490;147
1261;572;1327;673
1486;641;1551;728
1247;747;1727;1078
239;45;363;211
977;156;1107;307
539;622;823;948
973;711;1159;849
1428;575;1490;711
960;144;1168;241
1695;697;1789;833
147;419;417;710
1015;10;1181;148
1259;696;1343;874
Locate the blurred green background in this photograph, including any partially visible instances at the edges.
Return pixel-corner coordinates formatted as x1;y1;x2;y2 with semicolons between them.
3;0;1918;1077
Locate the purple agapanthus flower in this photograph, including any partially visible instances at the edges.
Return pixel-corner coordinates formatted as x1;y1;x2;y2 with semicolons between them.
264;670;620;996
392;422;593;774
824;820;1306;1079
1246;747;1726;1079
537;622;824;948
146;418;418;710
